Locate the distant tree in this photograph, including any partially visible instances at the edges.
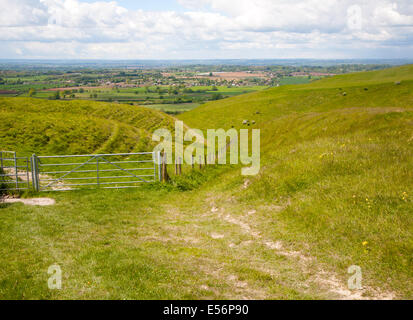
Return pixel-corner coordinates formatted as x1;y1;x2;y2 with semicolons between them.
54;91;61;100
211;93;223;100
79;88;84;93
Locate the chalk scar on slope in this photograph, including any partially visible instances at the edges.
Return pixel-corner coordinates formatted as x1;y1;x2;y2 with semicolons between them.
1;197;55;206
212;205;395;300
197;261;267;300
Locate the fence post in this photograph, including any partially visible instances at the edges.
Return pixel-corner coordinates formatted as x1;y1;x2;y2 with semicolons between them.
96;156;100;187
162;152;169;182
25;158;30;190
34;154;39;192
0;151;3;171
31;154;40;192
30;156;34;190
162;153;165;181
13;152;18;190
157;151;162;182
192;155;194;169
179;157;182;175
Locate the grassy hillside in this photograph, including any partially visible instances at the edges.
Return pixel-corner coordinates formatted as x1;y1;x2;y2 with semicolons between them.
178;65;413;297
0;65;411;299
305;64;413;88
179;71;413;130
0;98;175;155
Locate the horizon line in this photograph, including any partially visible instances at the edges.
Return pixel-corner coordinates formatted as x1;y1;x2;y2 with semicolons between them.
1;58;412;61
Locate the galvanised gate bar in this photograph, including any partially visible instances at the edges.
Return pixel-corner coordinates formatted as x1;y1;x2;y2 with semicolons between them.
1;151;162;192
0;151;31;192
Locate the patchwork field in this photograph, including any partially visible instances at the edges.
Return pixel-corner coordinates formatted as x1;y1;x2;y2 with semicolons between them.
10;85;268;114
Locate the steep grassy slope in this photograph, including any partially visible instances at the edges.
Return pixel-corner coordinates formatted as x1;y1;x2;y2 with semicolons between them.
179;74;413;131
178;65;413;297
0;98;175;155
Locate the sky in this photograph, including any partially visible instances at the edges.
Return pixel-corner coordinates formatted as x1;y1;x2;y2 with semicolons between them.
0;0;413;60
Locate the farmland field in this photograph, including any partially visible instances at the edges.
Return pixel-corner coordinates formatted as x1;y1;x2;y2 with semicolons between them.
279;76;321;85
12;85;269;114
145;103;201;113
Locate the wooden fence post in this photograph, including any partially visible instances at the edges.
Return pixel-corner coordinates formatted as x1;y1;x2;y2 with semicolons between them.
157;151;162;182
162;152;169;182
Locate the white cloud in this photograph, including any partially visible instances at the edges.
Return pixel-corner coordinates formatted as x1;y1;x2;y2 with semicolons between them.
373;2;413;26
0;0;48;26
0;0;413;59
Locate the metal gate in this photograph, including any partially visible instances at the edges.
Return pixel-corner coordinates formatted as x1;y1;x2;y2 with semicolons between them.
0;151;31;192
32;152;161;192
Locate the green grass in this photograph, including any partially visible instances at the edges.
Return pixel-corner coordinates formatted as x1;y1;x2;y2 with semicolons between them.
145;103;201;113
0;184;316;299
241;109;413;295
0;98;175;156
279;76;312;85
0;65;412;299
